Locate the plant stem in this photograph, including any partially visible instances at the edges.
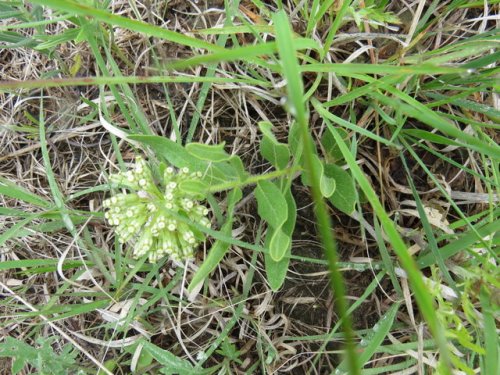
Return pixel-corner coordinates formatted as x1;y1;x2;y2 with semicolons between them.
207;166;301;193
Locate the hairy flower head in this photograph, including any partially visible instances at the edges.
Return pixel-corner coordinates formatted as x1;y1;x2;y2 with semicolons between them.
103;157;210;263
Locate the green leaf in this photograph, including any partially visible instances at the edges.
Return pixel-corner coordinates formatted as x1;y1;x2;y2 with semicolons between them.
130;135;242;186
178;180;209;199
207;159;246;185
265;185;296;290
300;153;321;186
0;337;77;375
128;135;206;171
325;164;357;215
12;358;24;375
0;338;35;375
228;155;248;181
321;128;349;162
216;339;242;363
320;172;336;198
135;347;153;372
265;229;290;291
254;180;288;229
140;341;195;374
258;121;290;169
269;227;290;262
282;186;297;236
287;120;303;158
186;142;231;162
301;154;335;198
97;359;118;375
188;188;242;292
261;136;290;169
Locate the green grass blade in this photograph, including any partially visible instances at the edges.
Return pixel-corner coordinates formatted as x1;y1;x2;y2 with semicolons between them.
0;75;268;90
337;302;401;372
417;219;500;269
273;10;359;375
302;63;466;75
314;101;398;147
28;0;218;51
323;0;352;53
164;37;320;72
373;218;403;298
370;89;500;159
186;0;238;142
400;154;458;293
313;97;452;372
480;287;499;375
0;258;84;272
0;216;35;248
0;177;51;208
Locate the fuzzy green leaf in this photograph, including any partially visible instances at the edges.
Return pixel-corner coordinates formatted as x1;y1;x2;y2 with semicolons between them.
269;227;290;262
265;185;296;290
177;180;208;198
300;153;322;186
0;337;77;375
321;128;349;162
325;164;357;214
254;180;288;229
301;154;335;198
265;227;289;290
320;173;336;198
188;188;242;292
140;341;195;374
128;135;206;171
258;121;290;169
204;161;243;186
228;155;249;181
186;142;231;162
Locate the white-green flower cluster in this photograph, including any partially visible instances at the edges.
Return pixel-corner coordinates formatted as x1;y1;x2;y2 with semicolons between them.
103;156;211;263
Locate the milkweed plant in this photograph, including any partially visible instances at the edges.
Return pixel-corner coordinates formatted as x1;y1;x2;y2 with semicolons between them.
101;120;356;290
103;156;211;263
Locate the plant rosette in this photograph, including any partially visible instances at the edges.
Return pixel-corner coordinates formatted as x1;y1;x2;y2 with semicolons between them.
103;156;211;263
